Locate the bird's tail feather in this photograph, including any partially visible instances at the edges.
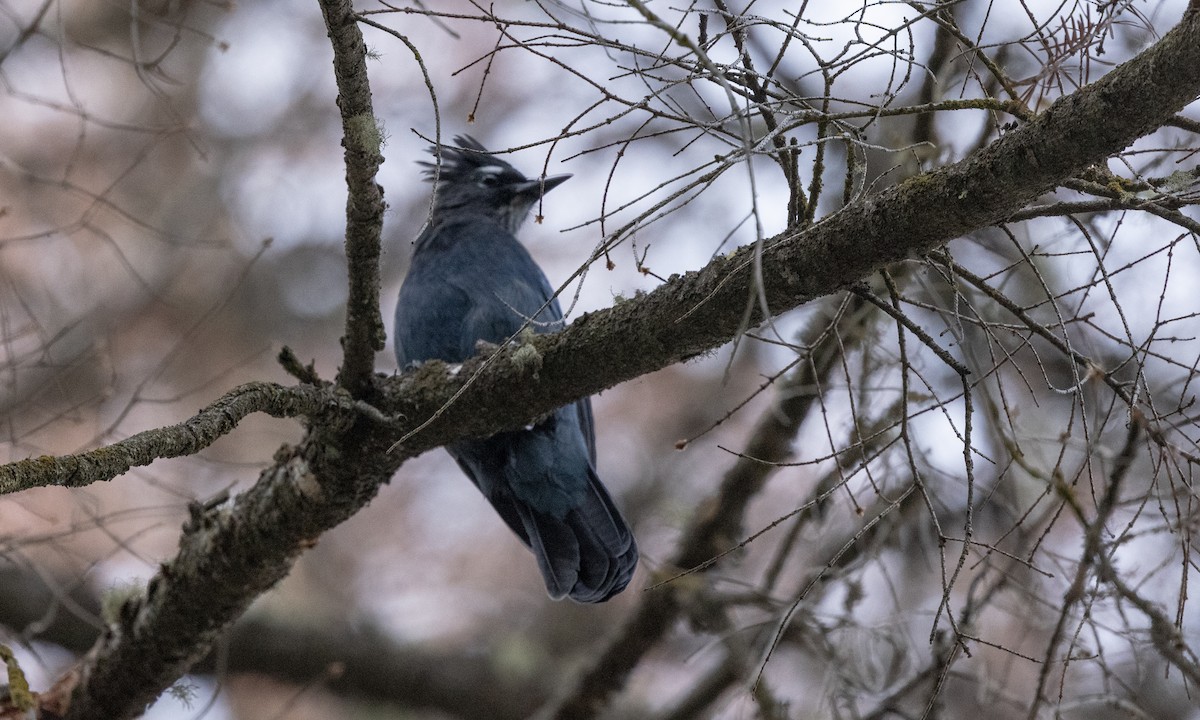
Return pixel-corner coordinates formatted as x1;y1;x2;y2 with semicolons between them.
514;467;637;603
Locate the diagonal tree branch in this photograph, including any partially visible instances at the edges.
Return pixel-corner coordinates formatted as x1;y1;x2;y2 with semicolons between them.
0;567;552;720
376;2;1200;464
543;296;855;720
6;5;1199;495
15;5;1200;719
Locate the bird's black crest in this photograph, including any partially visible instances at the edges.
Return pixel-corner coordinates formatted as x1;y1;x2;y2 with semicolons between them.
418;135;520;183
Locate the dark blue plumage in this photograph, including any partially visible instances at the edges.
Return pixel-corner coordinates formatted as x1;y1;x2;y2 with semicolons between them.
393;136;637;602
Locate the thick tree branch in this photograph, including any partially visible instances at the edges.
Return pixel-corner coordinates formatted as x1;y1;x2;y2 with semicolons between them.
377;5;1200;462
28;6;1200;719
322;0;387;397
0;568;552;720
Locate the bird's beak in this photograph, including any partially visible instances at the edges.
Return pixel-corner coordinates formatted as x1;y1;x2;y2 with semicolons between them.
514;174;572;198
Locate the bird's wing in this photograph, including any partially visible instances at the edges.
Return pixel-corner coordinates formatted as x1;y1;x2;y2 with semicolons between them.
575;398;597;465
447;241;564;359
393;272;476;366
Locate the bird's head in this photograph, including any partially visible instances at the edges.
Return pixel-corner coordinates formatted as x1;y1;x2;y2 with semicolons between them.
420;136;571;234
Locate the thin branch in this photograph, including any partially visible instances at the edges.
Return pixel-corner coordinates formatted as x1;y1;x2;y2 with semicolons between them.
543;297;849;720
8;6;1199;718
322;0;387;397
379;5;1200;460
1027;419;1142;719
0;382;349;496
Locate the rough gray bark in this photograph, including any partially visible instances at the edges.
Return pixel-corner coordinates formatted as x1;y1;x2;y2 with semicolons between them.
326;0;387;398
1;3;1195;719
0;568;551;720
0;382;345;495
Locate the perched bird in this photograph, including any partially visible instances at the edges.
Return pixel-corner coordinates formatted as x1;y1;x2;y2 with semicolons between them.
393;136;638;603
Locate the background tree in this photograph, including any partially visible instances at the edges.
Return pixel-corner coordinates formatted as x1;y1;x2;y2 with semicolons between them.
1;1;1199;718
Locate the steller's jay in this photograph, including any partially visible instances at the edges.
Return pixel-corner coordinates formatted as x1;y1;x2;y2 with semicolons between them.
393;136;638;602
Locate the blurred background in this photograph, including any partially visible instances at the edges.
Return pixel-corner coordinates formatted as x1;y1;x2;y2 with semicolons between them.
1;0;1199;718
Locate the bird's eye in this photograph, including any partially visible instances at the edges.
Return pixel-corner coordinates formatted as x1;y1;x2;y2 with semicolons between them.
478;175;501;187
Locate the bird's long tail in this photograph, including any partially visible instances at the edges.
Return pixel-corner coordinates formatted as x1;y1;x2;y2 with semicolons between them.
511;466;638;603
